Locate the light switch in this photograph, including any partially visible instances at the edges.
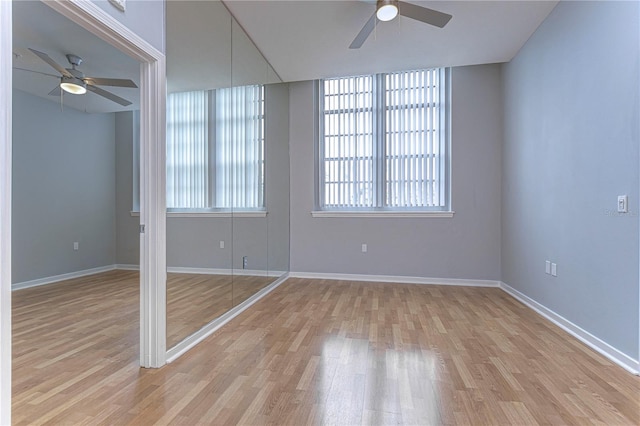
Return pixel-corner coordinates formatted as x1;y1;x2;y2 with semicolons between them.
551;263;557;277
618;195;628;213
545;261;551;274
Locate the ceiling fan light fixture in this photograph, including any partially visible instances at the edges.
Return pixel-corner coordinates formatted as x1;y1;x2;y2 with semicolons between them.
60;76;86;95
376;0;399;21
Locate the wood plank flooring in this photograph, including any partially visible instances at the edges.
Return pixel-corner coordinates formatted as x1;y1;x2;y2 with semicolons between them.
166;272;275;347
12;272;640;425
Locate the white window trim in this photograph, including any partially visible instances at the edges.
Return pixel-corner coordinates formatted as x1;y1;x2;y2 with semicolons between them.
311;210;454;218
130;211;267;218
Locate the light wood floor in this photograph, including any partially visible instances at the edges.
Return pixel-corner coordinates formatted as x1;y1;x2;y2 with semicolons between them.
12;272;639;425
166;272;275;347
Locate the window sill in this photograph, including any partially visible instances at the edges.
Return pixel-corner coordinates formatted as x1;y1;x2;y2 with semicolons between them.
310;210;454;218
130;211;268;218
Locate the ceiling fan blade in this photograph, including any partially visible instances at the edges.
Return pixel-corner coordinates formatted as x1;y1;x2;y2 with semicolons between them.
13;67;59;78
84;77;138;88
398;1;452;28
48;86;62;96
86;84;132;106
28;48;73;78
349;13;377;49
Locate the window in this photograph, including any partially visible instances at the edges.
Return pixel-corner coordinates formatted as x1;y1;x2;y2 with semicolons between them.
317;68;449;213
215;85;265;209
166;91;209;209
165;86;265;211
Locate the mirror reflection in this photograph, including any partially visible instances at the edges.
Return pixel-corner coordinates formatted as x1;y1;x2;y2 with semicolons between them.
165;0;289;349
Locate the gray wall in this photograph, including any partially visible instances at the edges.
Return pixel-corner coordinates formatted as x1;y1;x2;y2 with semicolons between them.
265;83;290;273
289;65;502;280
115;111;139;265
501;1;639;359
12;90;116;283
93;0;165;53
167;217;232;269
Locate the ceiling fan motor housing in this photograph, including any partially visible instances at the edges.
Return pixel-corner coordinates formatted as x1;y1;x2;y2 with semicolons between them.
66;54;83;68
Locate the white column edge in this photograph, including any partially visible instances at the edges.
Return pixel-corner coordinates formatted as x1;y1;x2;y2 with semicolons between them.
0;2;12;423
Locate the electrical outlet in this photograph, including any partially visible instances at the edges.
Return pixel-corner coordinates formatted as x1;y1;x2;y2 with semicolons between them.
361;243;367;253
73;242;79;251
219;240;225;249
242;256;248;269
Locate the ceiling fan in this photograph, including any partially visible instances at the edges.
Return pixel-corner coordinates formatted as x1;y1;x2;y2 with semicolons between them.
22;48;138;106
350;0;453;49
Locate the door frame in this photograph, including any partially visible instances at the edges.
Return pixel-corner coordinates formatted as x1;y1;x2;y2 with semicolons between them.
0;0;167;421
0;1;13;423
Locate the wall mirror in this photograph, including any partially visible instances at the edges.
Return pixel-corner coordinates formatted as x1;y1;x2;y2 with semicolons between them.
164;0;289;350
10;0;146;399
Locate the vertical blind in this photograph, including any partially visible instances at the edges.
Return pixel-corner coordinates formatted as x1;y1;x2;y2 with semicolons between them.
385;69;444;208
216;85;265;209
165;86;265;210
166;91;209;209
320;68;447;210
321;76;374;208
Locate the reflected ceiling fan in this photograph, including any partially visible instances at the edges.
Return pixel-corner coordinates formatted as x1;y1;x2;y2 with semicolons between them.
350;0;453;49
22;48;138;106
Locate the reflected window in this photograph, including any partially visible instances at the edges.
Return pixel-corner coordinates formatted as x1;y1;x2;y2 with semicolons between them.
165;86;265;211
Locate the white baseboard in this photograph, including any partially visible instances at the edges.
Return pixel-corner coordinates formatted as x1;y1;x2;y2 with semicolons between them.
167;266;230;275
13;265;286;292
289;271;500;288
168;266;285;278
500;281;639;375
166;273;290;363
116;264;285;278
114;263;139;271
12;265;117;291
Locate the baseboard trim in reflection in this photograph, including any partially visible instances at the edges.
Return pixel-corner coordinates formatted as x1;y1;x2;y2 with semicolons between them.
12;265;117;290
115;264;285;277
168;267;286;277
166;272;290;363
115;264;139;271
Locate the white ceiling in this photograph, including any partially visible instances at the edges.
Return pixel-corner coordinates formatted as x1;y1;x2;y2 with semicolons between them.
166;0;281;94
12;1;140;114
12;0;558;113
224;0;559;81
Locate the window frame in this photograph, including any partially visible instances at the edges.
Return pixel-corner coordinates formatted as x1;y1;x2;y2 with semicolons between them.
314;68;452;217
